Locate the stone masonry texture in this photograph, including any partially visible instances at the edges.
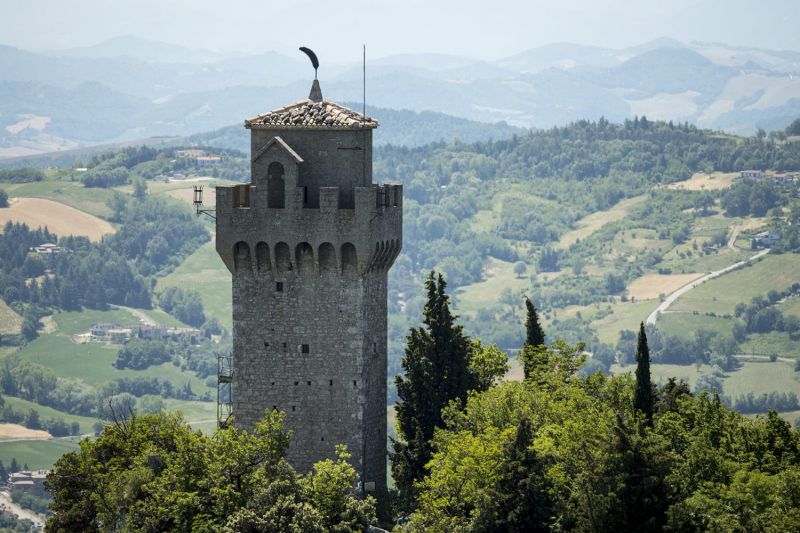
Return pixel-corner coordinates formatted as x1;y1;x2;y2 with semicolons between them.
215;90;402;499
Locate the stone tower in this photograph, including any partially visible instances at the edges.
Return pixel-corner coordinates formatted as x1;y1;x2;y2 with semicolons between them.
215;80;402;497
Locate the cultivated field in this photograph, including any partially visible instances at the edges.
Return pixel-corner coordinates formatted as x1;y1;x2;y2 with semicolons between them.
612;359;800;399
0;178;118;218
0;197;115;241
3;396;100;435
157;237;232;330
0;439;79;470
0;299;21;335
0;424;50;441
627;272;704;300
670;253;800;314
666;171;737;191
454;257;530;316
591;299;661;345
558;194;647;248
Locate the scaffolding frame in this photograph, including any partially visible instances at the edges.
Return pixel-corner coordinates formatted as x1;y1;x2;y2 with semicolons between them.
217;353;233;429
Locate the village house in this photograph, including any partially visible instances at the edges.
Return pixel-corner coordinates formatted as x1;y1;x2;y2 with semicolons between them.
175;149;206;158
196;155;221;167
8;470;48;498
29;243;69;254
740;169;764;180
753;230;781;248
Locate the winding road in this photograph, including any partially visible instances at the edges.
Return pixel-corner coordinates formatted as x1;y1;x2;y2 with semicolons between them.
646;248;770;326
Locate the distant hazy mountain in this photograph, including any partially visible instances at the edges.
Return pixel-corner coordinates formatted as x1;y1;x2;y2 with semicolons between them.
189;104;523;152
2;37;800;157
43;35;228;64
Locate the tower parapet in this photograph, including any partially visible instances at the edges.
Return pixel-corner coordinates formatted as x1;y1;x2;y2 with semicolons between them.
214;80;401;502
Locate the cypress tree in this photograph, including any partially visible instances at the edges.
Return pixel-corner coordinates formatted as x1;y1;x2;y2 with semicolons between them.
634;322;654;423
524;296;545;347
390;271;473;509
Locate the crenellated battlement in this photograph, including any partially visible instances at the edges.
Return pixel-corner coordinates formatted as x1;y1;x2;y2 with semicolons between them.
215;184;402;276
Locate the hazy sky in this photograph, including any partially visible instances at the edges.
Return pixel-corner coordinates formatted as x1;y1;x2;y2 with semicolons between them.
3;0;799;61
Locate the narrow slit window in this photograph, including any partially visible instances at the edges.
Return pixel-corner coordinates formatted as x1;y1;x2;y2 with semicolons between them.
329;380;333;386
307;380;311;386
292;405;296;412
353;380;357;387
276;282;284;292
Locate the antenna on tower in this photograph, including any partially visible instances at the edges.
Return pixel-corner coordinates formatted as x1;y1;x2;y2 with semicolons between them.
363;44;366;116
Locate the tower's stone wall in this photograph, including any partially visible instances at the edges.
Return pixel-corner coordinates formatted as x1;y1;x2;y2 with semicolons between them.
215;125;401;496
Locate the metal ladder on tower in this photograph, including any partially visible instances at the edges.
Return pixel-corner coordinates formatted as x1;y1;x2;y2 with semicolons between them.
217;353;233;429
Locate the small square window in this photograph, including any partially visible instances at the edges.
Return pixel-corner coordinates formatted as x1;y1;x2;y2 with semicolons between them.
321;436;325;441
282;342;287;349
292;405;296;412
301;344;310;354
276;282;284;292
264;341;269;347
271;381;275;386
329;380;333;386
307;380;311;386
294;381;299;386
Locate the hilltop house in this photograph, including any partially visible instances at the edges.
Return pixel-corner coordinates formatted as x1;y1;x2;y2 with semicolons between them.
740;170;764;180
753;231;780;248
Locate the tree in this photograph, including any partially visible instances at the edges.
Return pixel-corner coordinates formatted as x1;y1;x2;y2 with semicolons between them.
468;340;509;391
0;190;7;208
513;261;527;278
524;296;545;348
132;177;148;199
634;322;653;424
46;411;375;532
390;271;474;509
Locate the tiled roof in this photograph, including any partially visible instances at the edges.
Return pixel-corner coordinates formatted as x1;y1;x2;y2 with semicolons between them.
245;100;378;130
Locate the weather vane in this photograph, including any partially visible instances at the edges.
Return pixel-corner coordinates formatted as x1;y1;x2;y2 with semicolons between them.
299;47;319;80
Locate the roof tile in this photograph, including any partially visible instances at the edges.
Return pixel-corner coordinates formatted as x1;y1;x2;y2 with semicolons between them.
245;100;378;130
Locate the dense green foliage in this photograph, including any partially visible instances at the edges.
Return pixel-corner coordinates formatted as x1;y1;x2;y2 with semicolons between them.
391;272;506;507
721;179;783;217
399;343;800;532
114;338;175;370
0;168;43;183
157;286;206;327
0;189;7;207
45;411;375;532
106;193;209;276
11;489;50;514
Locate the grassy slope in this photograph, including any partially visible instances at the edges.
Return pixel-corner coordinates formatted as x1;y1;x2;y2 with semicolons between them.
0;299;21;335
670;253;800;314
0;439;80;470
0;177;117;218
157;238;232;331
3;396;101;434
14;333;212;395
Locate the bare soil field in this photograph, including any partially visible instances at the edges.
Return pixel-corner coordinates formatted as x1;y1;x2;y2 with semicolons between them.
0;198;115;241
627;272;705;300
666;172;737;191
0;424;51;441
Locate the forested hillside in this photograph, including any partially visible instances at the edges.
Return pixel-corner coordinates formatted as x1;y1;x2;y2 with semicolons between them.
1;116;800;478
